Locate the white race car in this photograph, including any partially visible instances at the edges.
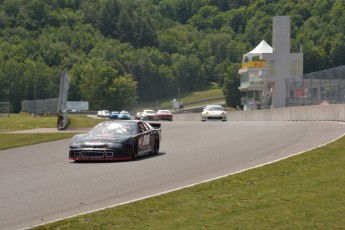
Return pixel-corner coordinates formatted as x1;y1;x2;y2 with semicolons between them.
141;109;156;120
201;105;227;122
97;110;110;118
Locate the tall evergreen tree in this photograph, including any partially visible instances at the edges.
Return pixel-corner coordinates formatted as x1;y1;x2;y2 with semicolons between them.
99;0;121;38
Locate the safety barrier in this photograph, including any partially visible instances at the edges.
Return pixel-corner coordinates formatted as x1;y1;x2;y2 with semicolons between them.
57;110;69;130
173;104;345;122
228;104;345;121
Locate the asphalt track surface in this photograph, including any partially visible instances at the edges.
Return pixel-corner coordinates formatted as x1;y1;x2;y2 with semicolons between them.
1;121;345;230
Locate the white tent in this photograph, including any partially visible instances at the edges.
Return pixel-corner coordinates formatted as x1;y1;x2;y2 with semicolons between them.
244;40;273;61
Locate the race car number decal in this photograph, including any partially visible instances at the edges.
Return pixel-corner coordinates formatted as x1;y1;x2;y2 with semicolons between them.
142;134;150;146
139;134;150;148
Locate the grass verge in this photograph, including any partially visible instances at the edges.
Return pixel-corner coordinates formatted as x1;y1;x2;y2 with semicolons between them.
34;135;345;230
0;114;101;131
135;88;224;111
68;114;102;128
0;114;100;150
0;113;57;131
0;133;77;150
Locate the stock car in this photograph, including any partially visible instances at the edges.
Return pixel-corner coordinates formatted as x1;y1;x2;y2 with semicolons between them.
201;105;227;121
141;109;156;120
118;110;131;120
108;111;119;119
134;112;142;120
97;110;110;118
69;120;161;161
154;110;173;121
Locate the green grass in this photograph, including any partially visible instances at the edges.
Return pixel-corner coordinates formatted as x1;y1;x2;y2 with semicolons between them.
34;135;345;230
0;133;77;150
68;114;102;128
0;114;101;150
134;88;224;111
0;113;101;131
0;113;58;131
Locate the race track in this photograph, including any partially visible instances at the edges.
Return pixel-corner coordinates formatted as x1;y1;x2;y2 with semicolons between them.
1;121;345;230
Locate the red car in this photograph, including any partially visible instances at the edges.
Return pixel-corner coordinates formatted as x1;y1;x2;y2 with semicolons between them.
154;110;173;121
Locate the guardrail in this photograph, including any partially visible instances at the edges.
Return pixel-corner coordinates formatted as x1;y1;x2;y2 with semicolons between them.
57;110;69;130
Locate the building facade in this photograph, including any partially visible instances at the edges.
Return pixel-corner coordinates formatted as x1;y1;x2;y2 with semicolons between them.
286;65;345;106
239;16;303;110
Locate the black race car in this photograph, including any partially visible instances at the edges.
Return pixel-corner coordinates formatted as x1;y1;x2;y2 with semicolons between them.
69;120;161;161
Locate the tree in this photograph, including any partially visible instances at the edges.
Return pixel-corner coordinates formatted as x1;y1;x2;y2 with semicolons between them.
117;10;136;44
157;25;201;54
78;58;119;110
302;41;328;73
108;74;137;110
2;59;26;112
330;34;345;67
223;63;241;108
99;0;121;38
202;32;232;62
0;0;345;112
132;13;158;47
176;0;193;23
188;5;220;30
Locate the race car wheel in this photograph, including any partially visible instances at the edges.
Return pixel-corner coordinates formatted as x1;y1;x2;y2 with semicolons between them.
151;139;159;155
132;143;139;160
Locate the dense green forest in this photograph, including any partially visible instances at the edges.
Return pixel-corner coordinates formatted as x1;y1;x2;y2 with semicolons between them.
0;0;344;112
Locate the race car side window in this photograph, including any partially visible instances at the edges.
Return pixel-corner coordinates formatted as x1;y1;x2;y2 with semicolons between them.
142;122;151;131
138;122;146;132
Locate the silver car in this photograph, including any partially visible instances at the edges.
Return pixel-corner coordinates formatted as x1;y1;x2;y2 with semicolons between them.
201;105;227;121
97;110;110;118
141;109;156;120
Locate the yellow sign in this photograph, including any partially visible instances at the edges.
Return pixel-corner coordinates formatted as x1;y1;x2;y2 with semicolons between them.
242;62;266;68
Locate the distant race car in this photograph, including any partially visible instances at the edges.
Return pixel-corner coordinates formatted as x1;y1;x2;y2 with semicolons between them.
69;120;161;161
141;109;156;120
97;110;110;118
134;112;142;120
154;110;173;121
201;105;227;122
108;111;119;119
118;110;131;120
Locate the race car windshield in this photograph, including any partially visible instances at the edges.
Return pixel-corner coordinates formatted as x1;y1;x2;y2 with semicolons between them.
158;110;170;114
208;107;224;111
90;123;137;135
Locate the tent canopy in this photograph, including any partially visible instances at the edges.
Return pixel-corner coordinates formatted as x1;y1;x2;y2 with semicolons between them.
244;40;273;61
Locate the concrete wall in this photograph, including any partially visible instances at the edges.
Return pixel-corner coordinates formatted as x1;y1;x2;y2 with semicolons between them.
174;104;345;121
229;104;345;121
